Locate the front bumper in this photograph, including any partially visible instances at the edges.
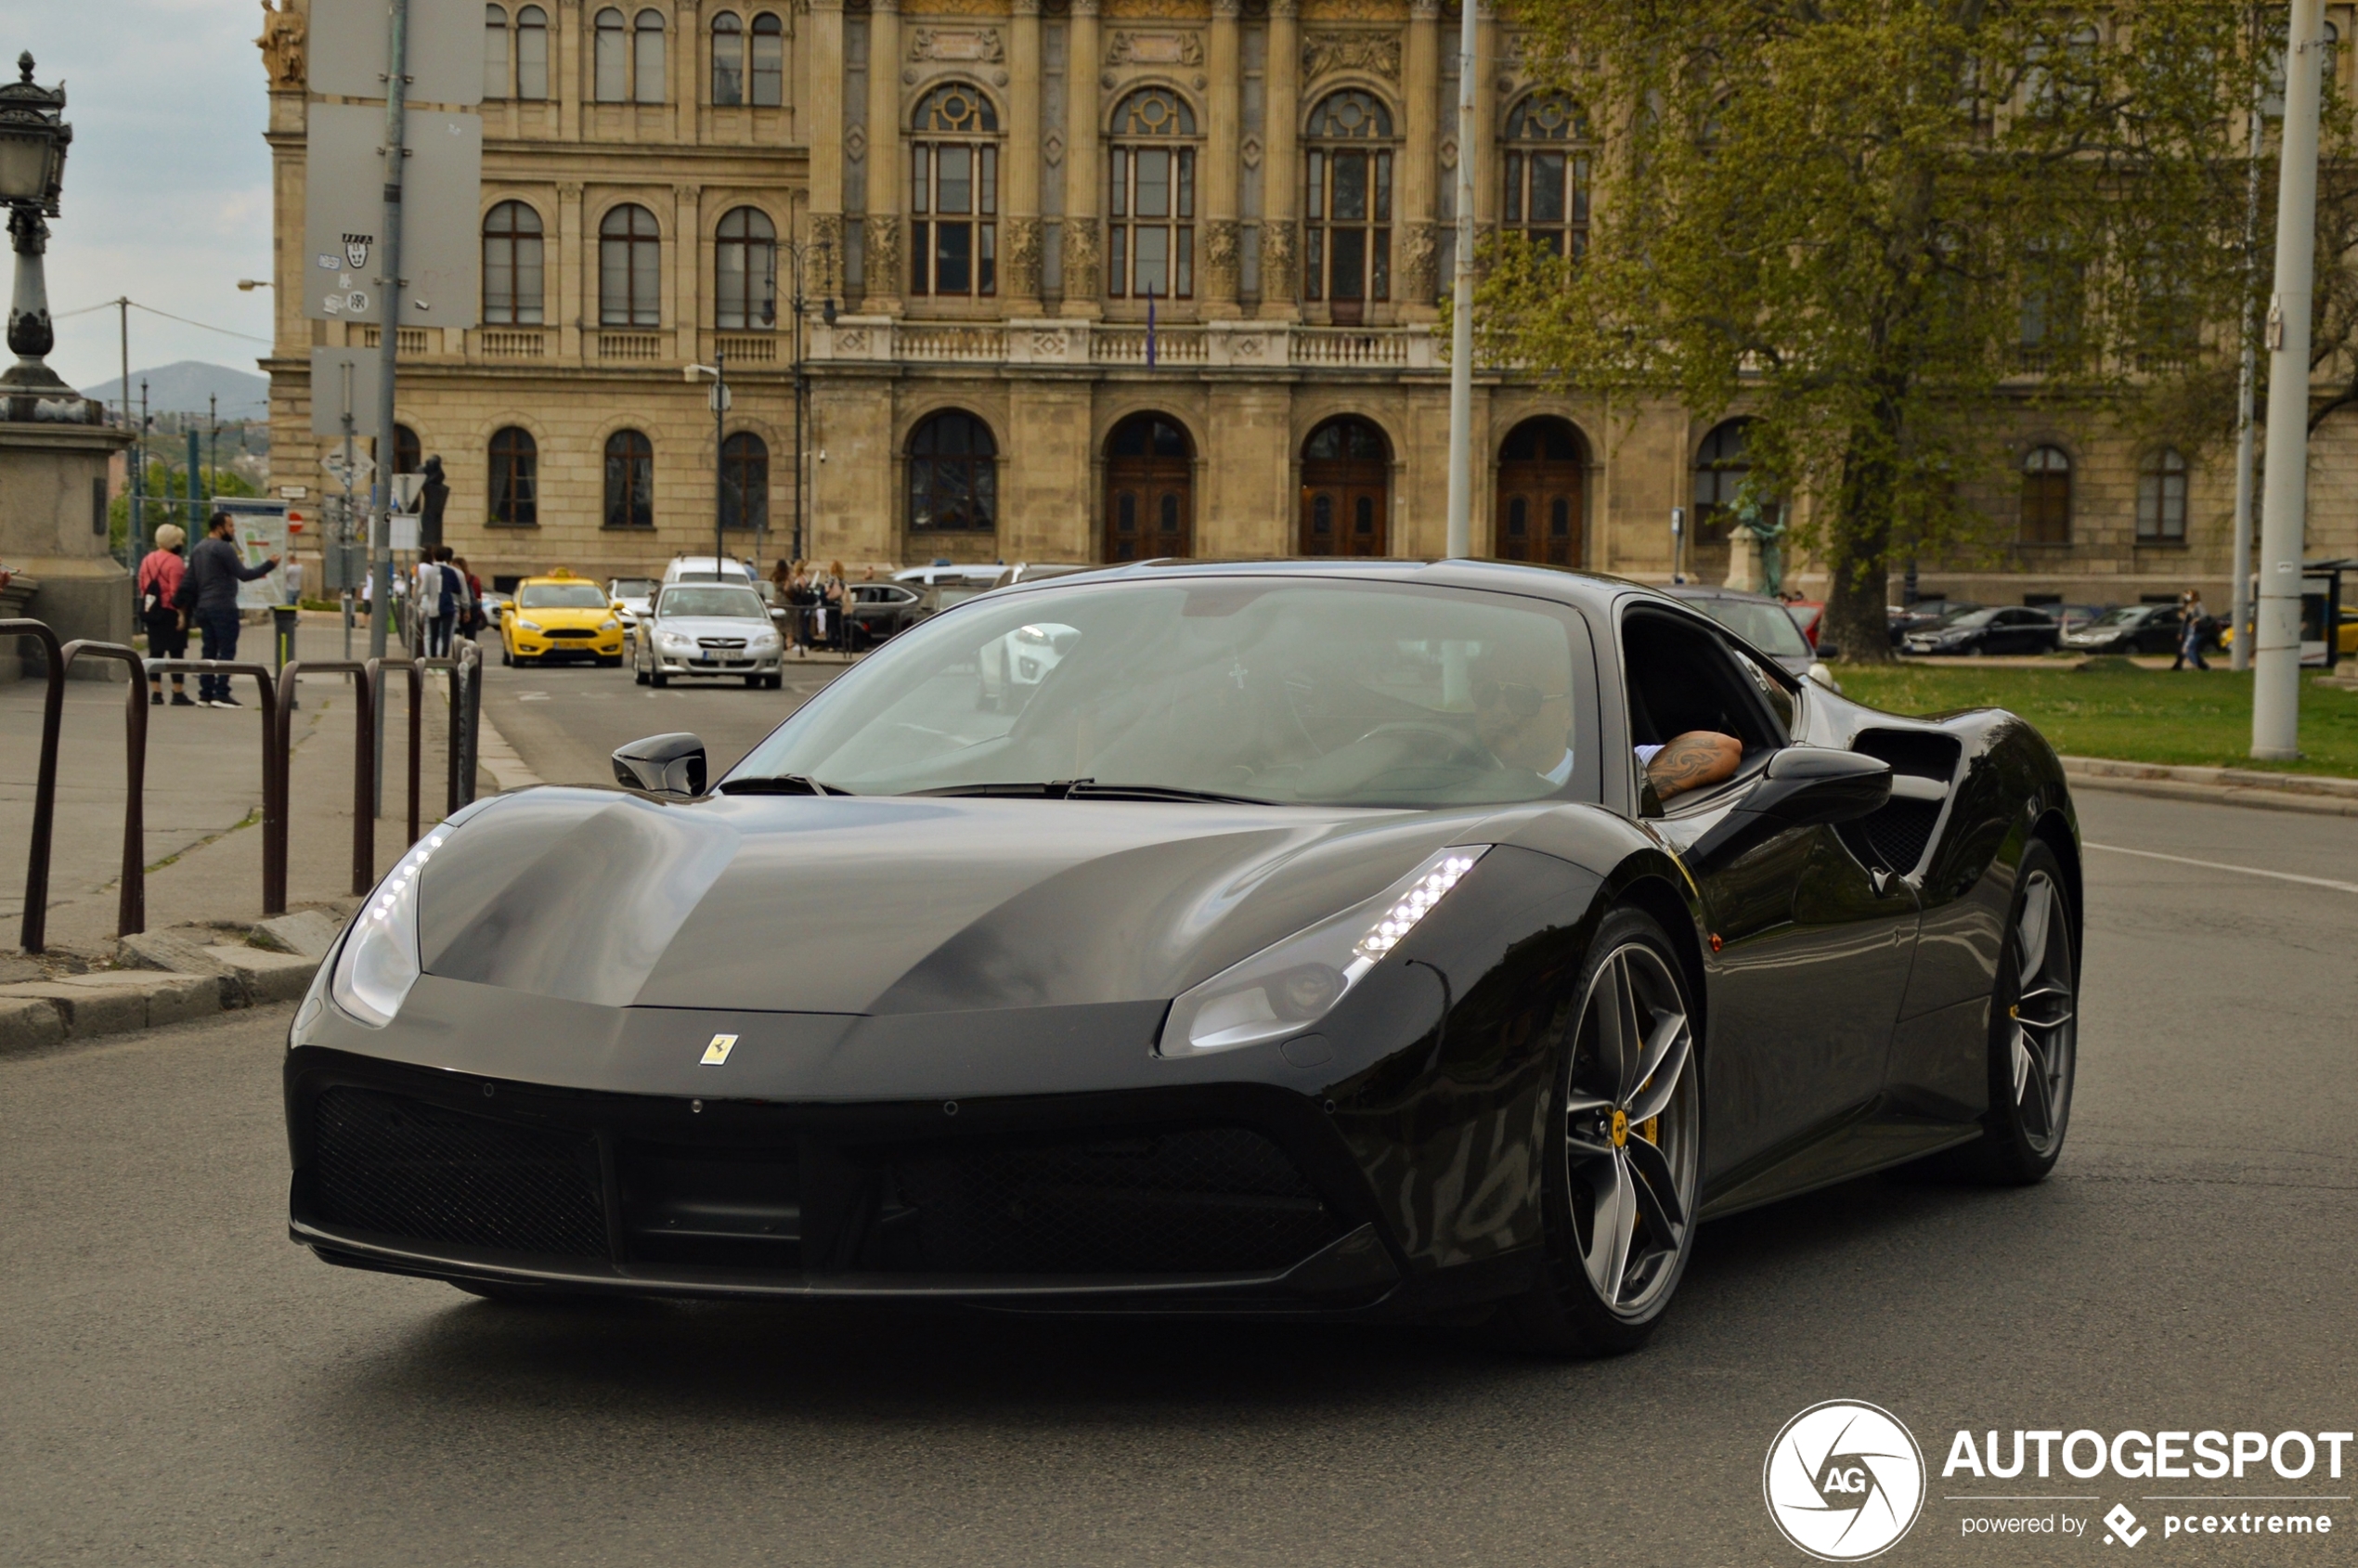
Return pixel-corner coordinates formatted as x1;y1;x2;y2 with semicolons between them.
650;650;784;676
513;634;625;659
286;1044;1407;1313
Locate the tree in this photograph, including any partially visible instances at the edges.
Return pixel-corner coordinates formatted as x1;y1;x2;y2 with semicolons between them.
1482;0;2265;659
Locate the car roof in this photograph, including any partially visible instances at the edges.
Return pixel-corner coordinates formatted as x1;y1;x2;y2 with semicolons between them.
517;573;597;587
974;555;1659;608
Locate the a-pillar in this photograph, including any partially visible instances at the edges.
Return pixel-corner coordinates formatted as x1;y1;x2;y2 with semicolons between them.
1005;0;1044;307
1202;0;1242;312
864;0;903;312
1259;0;1299;318
1401;0;1439;317
1060;0;1103;317
808;0;847;300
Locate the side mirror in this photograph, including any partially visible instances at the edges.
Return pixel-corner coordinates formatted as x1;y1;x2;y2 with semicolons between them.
613;732;708;797
1747;746;1891;826
1814;641;1841;660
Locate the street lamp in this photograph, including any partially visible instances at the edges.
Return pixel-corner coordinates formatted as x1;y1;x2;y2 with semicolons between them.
0;51;73;395
683;355;733;578
236;279;272;292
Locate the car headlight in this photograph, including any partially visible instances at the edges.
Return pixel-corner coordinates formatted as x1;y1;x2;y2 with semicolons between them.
658;630;693;651
1159;846;1489;1057
514;618;543;633
330;827;450;1027
599;619;620;632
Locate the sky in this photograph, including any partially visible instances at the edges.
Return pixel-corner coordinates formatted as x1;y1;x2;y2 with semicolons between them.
0;0;275;405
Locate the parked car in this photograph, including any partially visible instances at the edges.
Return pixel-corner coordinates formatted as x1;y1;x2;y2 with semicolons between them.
843;580;928;645
292;560;2083;1354
2060;603;2197;656
500;571;625;667
893;563;1006;589
2052;603;2110;636
1886;600;1981;646
664;554;758;587
631;581;784;688
1783;599;1827;650
1902;605;2062;656
1663;586;1836;680
606;577;656;628
989;563;1101;590
2220;605;2357;657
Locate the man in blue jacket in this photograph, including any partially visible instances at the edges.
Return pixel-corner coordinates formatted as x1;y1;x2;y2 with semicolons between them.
177;512;279;707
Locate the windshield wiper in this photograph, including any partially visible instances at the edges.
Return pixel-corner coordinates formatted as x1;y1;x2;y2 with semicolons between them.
905;778;1278;806
715;773;854;797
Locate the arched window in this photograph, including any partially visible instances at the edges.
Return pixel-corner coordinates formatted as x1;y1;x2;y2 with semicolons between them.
2136;448;2187;543
1504;93;1592;258
483;201;545;325
907;411;997;532
750;14;784;107
599;204;661;327
516;6;549;99
593;7;628;101
1108;88;1198;301
911;84;1000;298
716;207;777;330
634;8;667;104
394;425;422;475
721;433;769;531
489;427;538;525
1691;418;1771;578
485;5;510;99
1304;90;1394;321
712;11;744;105
2022;446;2071;545
604;430;654;528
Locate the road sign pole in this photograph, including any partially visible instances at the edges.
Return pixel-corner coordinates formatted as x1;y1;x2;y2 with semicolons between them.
369;0;410;816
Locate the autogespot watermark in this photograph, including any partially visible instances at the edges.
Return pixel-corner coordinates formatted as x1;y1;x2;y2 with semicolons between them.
1765;1408;2354;1556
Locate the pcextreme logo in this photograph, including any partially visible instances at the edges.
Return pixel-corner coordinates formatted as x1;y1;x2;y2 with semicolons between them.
1765;1401;1928;1562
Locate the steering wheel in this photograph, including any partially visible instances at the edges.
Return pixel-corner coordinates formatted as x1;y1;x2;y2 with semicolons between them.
1349;720;1500;772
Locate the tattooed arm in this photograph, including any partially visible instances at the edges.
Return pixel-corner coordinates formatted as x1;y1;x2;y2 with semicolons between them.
1644;731;1743;802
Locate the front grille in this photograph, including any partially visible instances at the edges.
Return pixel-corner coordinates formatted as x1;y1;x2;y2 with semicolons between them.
1861;798;1941;871
547;628;597;639
882;1126;1344;1276
697;637;748;649
310;1087;608;1259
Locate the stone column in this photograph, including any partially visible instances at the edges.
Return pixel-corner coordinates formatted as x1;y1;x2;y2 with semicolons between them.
1401;0;1439;316
1059;0;1102;317
809;0;847;301
675;183;703;361
1259;0;1299;317
1005;0;1044;307
559;0;582;140
1199;0;1243;312
864;0;903;313
558;181;585;359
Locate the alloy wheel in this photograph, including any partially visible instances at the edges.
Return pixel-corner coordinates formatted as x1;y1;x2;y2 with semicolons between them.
1563;941;1701;1319
2008;870;2075;1157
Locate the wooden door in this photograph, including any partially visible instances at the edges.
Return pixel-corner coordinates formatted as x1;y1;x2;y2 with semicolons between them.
1496;420;1585;566
1105;416;1193;562
1300;419;1389;556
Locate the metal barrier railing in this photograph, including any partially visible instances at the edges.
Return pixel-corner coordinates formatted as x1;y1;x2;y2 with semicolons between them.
136;656;284;916
3;618;67;953
49;641;154;937
377;657;424;849
418;641;484;814
276;659;378;899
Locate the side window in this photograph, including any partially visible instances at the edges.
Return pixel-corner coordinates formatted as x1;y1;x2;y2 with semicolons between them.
1621;610;1783;795
1730;649;1794;735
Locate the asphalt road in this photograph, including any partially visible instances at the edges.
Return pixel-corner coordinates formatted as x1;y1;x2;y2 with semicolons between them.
4;790;2353;1567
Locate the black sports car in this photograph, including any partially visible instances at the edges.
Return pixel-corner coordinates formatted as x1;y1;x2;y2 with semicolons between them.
284;561;2081;1354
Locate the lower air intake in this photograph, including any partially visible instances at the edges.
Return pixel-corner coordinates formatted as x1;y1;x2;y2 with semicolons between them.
887;1126;1345;1276
310;1087;609;1259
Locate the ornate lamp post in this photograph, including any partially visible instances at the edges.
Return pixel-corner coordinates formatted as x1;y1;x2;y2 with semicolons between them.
0;52;72;397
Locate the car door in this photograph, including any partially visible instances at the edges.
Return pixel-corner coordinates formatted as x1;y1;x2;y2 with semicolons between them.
1618;608;1922;1203
1989;608;2035;654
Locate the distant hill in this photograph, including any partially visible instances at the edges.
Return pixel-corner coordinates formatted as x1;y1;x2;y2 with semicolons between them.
83;361;271;418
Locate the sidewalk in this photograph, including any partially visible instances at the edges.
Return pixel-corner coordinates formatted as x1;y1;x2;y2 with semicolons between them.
1;660;483;958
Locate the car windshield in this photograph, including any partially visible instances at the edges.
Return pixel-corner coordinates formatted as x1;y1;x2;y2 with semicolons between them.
661;586;768;619
610;578;655;597
517;583;609;609
1688;598;1812;657
732;579;1591;807
1945;610;2001;628
2091;606;2148;627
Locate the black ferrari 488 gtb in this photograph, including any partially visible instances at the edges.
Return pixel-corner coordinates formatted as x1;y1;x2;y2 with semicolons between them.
285;560;2079;1354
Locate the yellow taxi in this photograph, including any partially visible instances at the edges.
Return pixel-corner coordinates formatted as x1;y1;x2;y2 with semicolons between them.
500;569;626;667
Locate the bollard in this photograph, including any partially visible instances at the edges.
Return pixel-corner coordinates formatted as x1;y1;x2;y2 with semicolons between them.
139;657;284;915
271;604;301;708
373;657;423;849
55;641;153;936
279;660;378;897
419;641;484;814
2;618;67;952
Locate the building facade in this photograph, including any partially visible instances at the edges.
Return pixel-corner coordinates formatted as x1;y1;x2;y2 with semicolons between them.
258;0;2357;603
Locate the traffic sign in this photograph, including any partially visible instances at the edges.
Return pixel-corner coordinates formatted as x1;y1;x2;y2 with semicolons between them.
304;103;482;329
322;449;377;490
308;0;486;106
309;344;383;434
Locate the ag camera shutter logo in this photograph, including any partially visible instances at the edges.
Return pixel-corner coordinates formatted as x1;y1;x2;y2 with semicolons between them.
1764;1400;1926;1561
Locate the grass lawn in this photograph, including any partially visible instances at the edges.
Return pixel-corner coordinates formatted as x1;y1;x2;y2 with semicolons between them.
1833;662;2358;778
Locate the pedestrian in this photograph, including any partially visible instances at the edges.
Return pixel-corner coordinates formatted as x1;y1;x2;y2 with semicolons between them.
2171;589;2209;671
136;523;194;706
415;547;456;657
787;559;817;655
821;559;847;650
452;554;484;640
177;511;279;707
282;554;304;606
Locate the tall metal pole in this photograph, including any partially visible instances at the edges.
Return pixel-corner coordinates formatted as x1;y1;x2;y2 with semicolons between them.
2254;0;2325;758
713;349;727;571
1444;0;1479;559
369;0;412;815
118;297;136;580
792;253;805;566
341;358;358;659
2230;79;2265;669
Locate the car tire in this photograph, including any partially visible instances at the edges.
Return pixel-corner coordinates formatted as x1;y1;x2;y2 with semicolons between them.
744;675;762;689
634;660;650;685
599;654;622;668
651;671;668;689
499;643;512;667
763;673;783;690
1491;907;1703;1357
1928;838;2078;1186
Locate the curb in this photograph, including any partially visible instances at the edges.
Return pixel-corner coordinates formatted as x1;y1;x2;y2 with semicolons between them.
1;911;337;1056
2062;757;2358;818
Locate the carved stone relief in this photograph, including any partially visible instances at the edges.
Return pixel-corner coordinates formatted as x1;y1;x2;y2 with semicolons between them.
1259;220;1297;304
811;214;846;296
1201;219;1240;302
1106;30;1203;66
909;28;1004;62
1401;221;1436;302
1302;30;1399;82
1062;218;1101;298
1004;216;1043;299
864;214;903;295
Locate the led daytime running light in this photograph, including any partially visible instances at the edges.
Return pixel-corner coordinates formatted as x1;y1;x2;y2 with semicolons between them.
1355;852;1479;962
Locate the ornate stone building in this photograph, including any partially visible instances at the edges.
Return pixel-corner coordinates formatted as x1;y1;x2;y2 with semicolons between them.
259;0;2352;604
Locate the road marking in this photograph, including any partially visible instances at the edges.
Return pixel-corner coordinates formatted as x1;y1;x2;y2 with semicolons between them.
2086;841;2358;894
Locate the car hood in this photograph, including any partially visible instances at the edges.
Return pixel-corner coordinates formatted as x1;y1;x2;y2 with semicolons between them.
651;615;775;639
413;789;1531;1015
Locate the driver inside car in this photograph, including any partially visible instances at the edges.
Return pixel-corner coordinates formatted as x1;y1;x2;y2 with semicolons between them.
1467;639;1738;803
1637;732;1743;803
